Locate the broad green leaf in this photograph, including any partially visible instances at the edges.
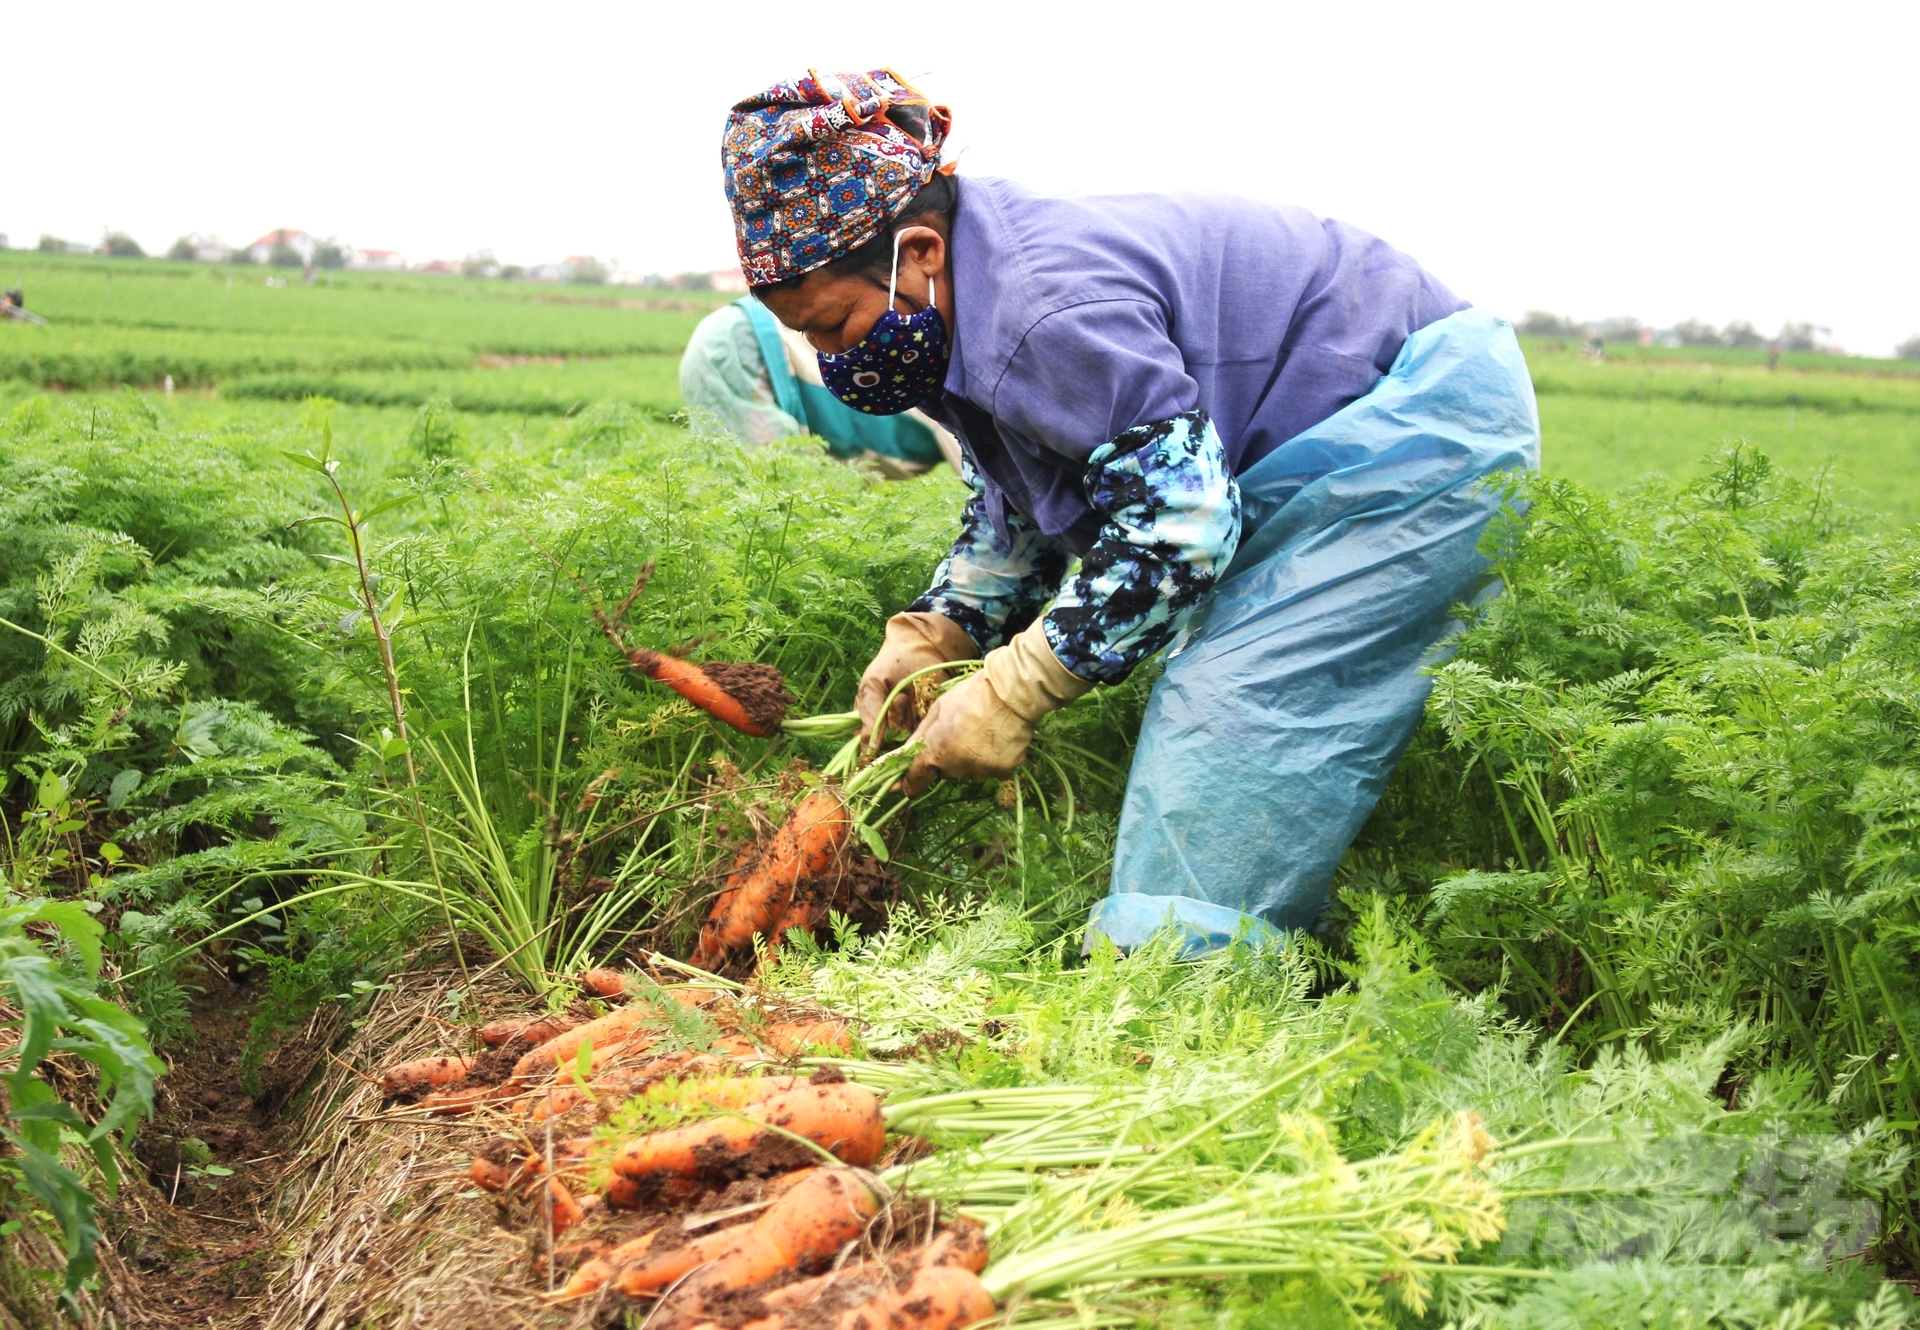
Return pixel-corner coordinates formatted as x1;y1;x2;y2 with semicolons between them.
106;769;141;810
277;448;328;472
358;494;417;523
24;900;105;976
0;948;70;1076
0;1127;100;1291
36;769;68;812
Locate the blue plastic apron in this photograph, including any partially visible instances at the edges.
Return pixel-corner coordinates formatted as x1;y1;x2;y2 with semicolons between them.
737;298;945;465
1087;308;1540;954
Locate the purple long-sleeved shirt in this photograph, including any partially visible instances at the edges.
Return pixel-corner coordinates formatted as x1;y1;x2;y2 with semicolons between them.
931;176;1467;551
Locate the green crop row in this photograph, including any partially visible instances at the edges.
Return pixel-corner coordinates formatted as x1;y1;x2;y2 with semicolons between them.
222;353;685;416
3;253;719;354
1528;347;1920;416
0;324;478;388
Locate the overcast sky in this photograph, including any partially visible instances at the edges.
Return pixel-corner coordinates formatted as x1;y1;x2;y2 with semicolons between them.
10;1;1917;354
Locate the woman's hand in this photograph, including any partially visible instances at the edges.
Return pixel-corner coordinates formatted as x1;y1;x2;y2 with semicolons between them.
901;671;1033;794
855;612;979;740
902;619;1092;794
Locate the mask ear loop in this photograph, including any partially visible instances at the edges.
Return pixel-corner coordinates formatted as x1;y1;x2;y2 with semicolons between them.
887;231;939;313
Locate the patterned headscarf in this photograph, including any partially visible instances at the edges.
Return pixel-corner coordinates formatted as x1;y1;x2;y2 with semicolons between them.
723;68;952;288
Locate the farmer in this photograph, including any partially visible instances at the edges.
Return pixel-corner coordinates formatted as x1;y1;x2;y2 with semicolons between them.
1;288;47;324
720;70;1539;953
680;296;961;476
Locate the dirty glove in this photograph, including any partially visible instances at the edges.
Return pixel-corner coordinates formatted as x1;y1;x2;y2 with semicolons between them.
856;611;980;740
903;617;1093;794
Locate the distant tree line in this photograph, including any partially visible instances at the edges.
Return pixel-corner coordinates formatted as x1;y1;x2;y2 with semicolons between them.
1520;310;1879;355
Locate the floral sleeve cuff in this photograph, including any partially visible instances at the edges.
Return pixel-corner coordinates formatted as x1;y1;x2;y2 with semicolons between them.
1042;410;1242;684
907;455;1070;652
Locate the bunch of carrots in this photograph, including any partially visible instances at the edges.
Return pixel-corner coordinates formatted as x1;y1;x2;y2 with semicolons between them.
374;967;997;1329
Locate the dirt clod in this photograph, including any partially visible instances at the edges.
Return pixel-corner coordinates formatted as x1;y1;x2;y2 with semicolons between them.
699;660;796;735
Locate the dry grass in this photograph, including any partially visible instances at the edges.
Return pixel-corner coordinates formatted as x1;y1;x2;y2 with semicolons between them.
251;964;586;1330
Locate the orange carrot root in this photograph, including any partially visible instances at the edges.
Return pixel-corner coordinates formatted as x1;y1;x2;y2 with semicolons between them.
580;968;629;998
754;1019;852;1058
627;648;775;737
379;1054;475;1097
480;1014;579;1047
509;1004;658;1086
417;1084;503;1116
692;790;850;968
610;1081;884;1183
652;1168;882;1318
543;1176;586;1237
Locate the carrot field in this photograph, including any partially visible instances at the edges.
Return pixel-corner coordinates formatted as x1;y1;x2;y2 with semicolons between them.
4;252;1920;1330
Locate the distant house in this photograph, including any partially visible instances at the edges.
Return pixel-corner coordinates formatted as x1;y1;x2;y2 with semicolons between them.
249;228;316;265
349;248;406;271
414;259;460;275
710;269;749;294
183;233;233;263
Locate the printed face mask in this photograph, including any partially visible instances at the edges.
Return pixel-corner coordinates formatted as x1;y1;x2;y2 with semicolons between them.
816;235;949;415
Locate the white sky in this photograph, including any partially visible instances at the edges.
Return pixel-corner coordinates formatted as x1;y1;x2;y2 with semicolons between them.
10;0;1918;355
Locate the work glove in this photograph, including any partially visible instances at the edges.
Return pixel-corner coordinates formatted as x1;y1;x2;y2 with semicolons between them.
855;611;980;740
903;617;1093;794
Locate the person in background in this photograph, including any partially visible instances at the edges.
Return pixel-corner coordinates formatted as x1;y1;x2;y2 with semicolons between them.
2;288;47;323
680;293;961;477
718;69;1540;955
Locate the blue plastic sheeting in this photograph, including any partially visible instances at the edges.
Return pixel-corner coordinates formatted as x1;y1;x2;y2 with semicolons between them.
1085;893;1285;959
1088;307;1539;953
737;298;945;465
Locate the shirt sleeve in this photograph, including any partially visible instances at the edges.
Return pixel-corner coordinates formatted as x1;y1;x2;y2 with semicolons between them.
1042;409;1242;684
989;300;1201;461
907;454;1071;652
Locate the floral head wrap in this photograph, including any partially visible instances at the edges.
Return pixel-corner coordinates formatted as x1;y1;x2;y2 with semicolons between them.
722;68;952;287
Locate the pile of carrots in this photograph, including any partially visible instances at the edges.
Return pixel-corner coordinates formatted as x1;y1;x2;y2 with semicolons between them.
691;789;853;973
374;967;995;1329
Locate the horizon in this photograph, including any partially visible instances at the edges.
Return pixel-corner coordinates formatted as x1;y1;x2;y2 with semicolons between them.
8;1;1916;355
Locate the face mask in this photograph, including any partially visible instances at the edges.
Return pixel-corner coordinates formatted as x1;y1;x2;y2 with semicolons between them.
816;235;949;416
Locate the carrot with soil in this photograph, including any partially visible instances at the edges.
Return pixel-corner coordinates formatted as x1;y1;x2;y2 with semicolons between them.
692;790;851;969
509;1003;660;1085
609;1080;886;1184
650;1168;883;1321
590;564;795;738
379;1054;475;1097
481;1014;579;1046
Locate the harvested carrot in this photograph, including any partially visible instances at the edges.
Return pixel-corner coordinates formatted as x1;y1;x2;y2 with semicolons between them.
481;1014;578;1047
580;968;629;998
719;1262;993;1330
509;1004;657;1085
611;1081;885;1183
690;843;759;971
755;1019;852;1057
566;1171;823;1298
751;1219;990;1317
652;1168;881;1318
563;1223;755;1303
534;1235;615;1280
691;790;850;968
379;1054;474;1097
624;648;787;738
835;1263;995;1330
542;1176;586;1237
531;1067;798;1125
756;895;824;970
470;1155;513;1191
417;1084;503;1116
555;1223;661;1301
